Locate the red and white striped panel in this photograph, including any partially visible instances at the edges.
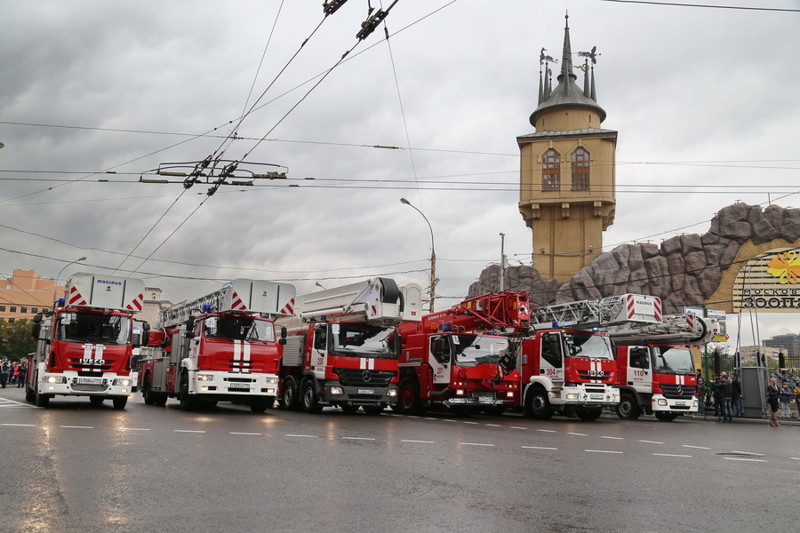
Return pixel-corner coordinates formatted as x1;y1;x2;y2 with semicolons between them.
279;298;295;316
68;286;88;306
126;293;144;312
653;298;662;321
229;291;248;311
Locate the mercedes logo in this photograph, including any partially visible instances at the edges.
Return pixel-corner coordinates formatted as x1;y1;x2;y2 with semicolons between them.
362;370;371;382
676;385;683;396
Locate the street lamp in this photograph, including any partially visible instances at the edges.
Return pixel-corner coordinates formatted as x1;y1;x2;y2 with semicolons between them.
400;198;436;312
53;256;87;303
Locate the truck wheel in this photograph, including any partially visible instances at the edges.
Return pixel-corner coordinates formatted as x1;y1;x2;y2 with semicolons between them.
362;404;384;415
154;392;168;407
250;397;270;414
575;407;603;421
280;377;300;411
396;378;422;414
142;375;155;405
616;393;641;420
90;396;104;406
526;388;553;420
112;396;128;410
655;411;678;422
35;390;50;408
179;372;197;411
25;384;36;403
301;380;322;414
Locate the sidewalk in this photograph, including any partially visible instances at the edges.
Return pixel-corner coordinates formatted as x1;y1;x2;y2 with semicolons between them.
690;412;800;426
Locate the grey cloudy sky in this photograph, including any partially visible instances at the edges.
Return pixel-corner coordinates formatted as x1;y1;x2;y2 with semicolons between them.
1;0;799;345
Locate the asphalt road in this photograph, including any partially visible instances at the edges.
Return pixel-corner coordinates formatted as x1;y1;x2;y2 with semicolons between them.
0;387;797;532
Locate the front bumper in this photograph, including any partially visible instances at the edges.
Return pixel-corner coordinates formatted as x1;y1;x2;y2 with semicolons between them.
191;371;279;397
322;382;398;405
557;383;620;407
651;394;698;413
39;373;133;397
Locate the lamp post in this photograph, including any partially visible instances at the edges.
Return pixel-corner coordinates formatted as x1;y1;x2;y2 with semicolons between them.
53;256;86;303
400;198;436;312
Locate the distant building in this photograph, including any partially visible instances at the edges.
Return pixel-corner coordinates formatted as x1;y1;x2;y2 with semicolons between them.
763;334;800;358
138;287;171;327
738;345;784;366
0;269;61;322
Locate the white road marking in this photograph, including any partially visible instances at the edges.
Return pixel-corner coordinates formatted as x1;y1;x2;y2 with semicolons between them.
401;439;435;444
791;457;800;461
511;426;528;430
585;449;623;454
342;437;375;441
2;423;35;427
286;434;317;438
443;419;457;423
485;423;501;427
230;432;262;436
407;416;421;419
568;432;587;436
522;446;558;451
122;427;150;431
638;440;664;444
460;442;495;447
601;436;623;440
424;417;437;420
682;445;711;450
174;430;205;434
653;453;692;458
61;425;93;429
730;450;763;456
463;421;479;425
537;429;556;433
723;457;766;463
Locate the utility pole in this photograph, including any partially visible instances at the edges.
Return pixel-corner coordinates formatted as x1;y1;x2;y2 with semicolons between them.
499;233;506;292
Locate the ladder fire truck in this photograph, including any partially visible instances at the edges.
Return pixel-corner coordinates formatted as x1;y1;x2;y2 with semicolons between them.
498;292;662;421
394;293;525;415
138;279;295;413
278;278;422;415
604;313;720;421
26;273;145;409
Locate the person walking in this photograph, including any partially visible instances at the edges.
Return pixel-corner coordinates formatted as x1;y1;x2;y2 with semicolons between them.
718;372;733;422
730;372;743;418
17;360;27;388
767;377;781;427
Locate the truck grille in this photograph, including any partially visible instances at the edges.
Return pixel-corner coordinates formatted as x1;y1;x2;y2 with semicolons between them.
333;368;394;387
577;370;612;382
661;384;696;399
226;377;255;383
72;384;107;392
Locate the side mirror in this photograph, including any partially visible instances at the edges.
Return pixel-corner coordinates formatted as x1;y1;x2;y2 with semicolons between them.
280;326;287;339
279;338;287;346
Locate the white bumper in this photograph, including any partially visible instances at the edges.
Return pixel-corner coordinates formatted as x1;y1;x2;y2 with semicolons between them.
39;372;133;397
555;383;620;406
190;371;279;397
651;394;698;413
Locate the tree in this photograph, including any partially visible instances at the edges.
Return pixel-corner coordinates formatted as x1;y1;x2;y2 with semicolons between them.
0;319;36;360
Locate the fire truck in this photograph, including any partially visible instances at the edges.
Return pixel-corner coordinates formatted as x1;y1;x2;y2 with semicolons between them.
278;278;422;415
138;279;295;413
515;293;663;420
394;293;525;415
26;273;145;409
604;314;720;421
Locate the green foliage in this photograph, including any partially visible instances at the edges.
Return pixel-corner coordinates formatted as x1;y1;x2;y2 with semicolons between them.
0;319;36;361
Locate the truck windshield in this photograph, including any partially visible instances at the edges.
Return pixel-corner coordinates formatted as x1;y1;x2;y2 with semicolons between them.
330;324;400;358
652;346;694;374
452;334;510;367
56;312;131;345
204;315;275;342
564;332;614;360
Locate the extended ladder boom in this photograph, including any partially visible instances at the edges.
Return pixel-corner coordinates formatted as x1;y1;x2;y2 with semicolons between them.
531;293;662;330
162;279;296;326
605;314;720;346
297;278;422;325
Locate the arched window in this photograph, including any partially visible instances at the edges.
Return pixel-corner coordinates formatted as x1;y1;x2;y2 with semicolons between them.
542;149;560;191
571;147;590;191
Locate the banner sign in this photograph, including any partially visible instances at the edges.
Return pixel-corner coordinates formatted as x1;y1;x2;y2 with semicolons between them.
733;248;800;312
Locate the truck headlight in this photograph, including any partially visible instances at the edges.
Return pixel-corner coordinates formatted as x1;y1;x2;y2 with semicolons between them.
657;398;668;406
113;378;131;386
45;376;66;384
506;391;514;398
387;389;397;398
455;389;465;396
330;386;343;396
565;393;579;401
197;374;214;381
266;377;278;385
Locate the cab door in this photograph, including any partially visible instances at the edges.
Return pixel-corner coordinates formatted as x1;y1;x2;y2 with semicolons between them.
539;332;564;383
429;334;452;385
627;346;652;393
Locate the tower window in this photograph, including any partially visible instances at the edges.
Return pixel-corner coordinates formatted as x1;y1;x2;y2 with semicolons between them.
571;147;590;191
542;149;561;192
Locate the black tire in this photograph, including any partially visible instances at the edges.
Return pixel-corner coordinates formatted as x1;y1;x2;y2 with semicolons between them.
525;387;553;420
34;390;50;408
362;404;385;416
142;374;155;405
575;407;603;421
340;403;360;414
396;378;422;414
616;393;641;420
154;392;168;407
250;397;270;414
280;377;300;411
301;380;323;414
89;396;104;406
25;384;35;403
655;411;678;422
178;372;197;411
112;396;128;410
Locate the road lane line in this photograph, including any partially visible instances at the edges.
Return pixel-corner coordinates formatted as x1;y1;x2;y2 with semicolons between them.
568;432;587;436
286;434;317;438
230;432;262;436
460;442;495;447
174;430;205;433
61;425;93;429
730;450;763;456
585;449;623;454
122;427;151;431
2;423;35;427
485;423;501;427
342;437;375;441
791;457;800;461
653;453;692;458
511;426;528;430
638;440;664;444
424;417;437;420
401;439;435;444
682;445;711;450
443;419;457;423
537;429;556;433
601;436;623;440
463;421;479;425
723;457;766;463
522;446;558;451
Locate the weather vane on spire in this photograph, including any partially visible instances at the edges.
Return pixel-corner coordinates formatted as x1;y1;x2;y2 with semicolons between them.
578;46;599;64
539;47;557;65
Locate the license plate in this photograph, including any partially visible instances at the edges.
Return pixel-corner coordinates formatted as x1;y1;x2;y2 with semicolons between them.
358;389;375;395
590;394;604;400
675;401;686;406
229;383;250;390
77;377;103;385
479;396;495;404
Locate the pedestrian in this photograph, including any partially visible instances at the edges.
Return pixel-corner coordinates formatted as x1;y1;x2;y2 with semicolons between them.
718;372;733;422
730;372;743;418
17;360;27;388
696;368;705;415
771;367;784;385
711;374;722;419
779;381;792;418
0;358;10;388
767;377;781;427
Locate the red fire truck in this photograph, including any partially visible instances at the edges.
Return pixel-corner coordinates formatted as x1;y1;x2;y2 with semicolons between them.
138;279;295;413
605;314;720;421
26;273;145;409
394;293;525;415
278;278;422;414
